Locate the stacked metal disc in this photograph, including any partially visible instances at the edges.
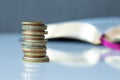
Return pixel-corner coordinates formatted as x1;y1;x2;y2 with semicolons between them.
21;21;49;63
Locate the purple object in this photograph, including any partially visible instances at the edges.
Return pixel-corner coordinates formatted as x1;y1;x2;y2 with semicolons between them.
101;35;120;50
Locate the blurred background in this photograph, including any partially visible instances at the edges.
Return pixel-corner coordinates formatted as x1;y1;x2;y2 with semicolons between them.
0;0;120;33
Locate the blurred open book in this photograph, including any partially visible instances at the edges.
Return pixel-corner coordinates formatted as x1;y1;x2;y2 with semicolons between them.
46;22;101;45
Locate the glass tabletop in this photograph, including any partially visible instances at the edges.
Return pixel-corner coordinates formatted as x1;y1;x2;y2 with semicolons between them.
0;33;120;80
0;17;120;80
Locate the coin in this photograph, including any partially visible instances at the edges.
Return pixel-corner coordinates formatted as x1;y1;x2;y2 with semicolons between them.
22;39;47;43
23;56;49;62
24;52;46;57
23;50;46;53
22;43;46;47
22;30;48;35
22;25;47;30
22;35;45;39
22;21;45;26
22;45;46;49
22;48;46;52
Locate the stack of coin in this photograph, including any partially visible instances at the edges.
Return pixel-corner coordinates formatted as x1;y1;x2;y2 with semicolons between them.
21;21;49;63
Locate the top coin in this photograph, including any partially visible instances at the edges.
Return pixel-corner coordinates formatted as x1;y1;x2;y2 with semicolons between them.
21;21;45;26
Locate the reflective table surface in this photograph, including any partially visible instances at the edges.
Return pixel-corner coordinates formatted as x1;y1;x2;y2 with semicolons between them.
0;17;120;80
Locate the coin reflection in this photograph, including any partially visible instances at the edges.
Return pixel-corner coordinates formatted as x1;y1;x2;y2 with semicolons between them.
22;62;48;80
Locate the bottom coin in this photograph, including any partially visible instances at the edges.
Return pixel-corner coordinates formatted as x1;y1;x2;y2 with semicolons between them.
23;56;49;63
